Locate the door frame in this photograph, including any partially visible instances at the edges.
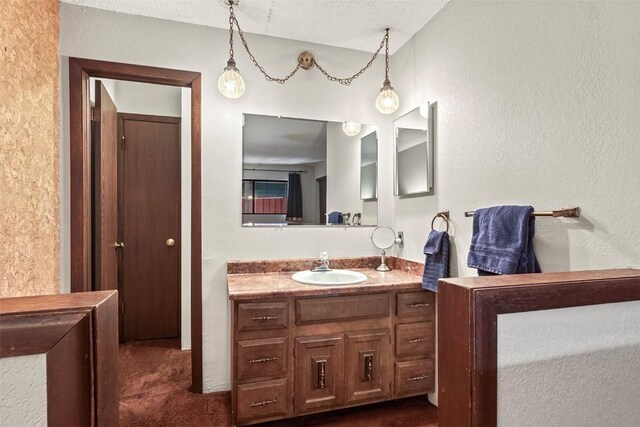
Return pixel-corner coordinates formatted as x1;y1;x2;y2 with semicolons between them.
68;57;203;393
117;112;182;342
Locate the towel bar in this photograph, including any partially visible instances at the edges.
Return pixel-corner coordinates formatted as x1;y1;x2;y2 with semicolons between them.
464;207;580;218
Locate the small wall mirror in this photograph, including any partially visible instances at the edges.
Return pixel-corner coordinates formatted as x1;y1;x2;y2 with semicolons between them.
394;102;436;197
242;114;378;227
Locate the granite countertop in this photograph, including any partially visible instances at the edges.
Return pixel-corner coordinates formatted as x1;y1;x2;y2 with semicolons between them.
227;268;423;300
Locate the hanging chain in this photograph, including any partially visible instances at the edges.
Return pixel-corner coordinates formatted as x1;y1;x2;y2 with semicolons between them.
228;4;235;61
314;29;389;86
229;4;302;83
384;28;390;82
226;2;389;86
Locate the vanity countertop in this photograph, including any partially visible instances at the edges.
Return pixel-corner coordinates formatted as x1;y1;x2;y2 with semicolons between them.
227;268;423;300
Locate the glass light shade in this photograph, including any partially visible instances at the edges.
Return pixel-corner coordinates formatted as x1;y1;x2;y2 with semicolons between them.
342;121;361;136
218;63;245;99
375;84;399;114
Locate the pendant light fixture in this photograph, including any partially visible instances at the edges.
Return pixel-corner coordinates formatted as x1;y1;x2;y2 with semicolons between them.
342;121;362;136
218;2;245;98
217;1;399;114
375;29;399;114
218;59;245;99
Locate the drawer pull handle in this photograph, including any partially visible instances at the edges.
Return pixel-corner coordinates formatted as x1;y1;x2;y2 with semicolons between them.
249;356;278;364
250;315;279;321
249;398;278;408
409;303;431;308
317;360;326;389
406;337;429;344
364;354;373;382
406;375;429;382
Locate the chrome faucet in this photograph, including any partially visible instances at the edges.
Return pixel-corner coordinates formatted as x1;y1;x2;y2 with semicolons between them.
313;252;332;272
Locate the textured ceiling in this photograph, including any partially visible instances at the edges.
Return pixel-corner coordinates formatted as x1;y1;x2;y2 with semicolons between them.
59;0;449;53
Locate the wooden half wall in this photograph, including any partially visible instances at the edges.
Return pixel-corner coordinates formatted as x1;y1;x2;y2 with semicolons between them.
0;291;119;426
0;0;60;297
438;269;640;427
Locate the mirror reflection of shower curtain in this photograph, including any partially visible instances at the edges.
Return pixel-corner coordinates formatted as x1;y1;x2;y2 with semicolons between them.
286;173;303;223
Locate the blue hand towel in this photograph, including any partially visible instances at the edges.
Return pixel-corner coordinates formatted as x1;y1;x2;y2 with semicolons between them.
467;205;541;275
422;230;450;292
327;211;342;224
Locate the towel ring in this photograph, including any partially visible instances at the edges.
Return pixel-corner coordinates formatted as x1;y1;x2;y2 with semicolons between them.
431;212;450;233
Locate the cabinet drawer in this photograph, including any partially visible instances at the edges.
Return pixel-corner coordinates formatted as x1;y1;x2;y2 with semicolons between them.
394;359;434;396
236;378;288;425
296;293;389;325
237;302;289;331
237;337;288;382
397;292;435;319
395;322;434;358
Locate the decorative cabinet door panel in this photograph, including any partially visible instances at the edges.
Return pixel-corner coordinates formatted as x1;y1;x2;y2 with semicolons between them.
345;329;390;403
294;334;344;414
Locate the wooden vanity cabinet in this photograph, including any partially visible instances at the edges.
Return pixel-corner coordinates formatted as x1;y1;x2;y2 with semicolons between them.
230;290;435;426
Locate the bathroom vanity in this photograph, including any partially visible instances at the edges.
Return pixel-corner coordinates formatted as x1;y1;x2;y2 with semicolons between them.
227;258;434;426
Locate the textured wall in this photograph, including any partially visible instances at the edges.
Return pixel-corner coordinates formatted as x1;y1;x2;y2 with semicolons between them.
0;0;60;297
498;301;640;425
390;0;640;407
392;1;640;273
0;354;48;426
59;4;392;391
391;1;640;276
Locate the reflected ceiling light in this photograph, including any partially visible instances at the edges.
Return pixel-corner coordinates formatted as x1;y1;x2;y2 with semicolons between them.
218;1;399;113
342;121;361;136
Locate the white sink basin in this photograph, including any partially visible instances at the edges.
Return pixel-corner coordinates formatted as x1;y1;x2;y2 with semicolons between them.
291;269;368;286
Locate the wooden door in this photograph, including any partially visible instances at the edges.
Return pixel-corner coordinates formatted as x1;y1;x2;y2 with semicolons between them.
345;329;390;403
317;176;326;225
120;114;181;341
294;333;344;414
91;80;118;291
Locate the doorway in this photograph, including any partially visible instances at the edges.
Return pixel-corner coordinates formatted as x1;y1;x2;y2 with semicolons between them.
69;58;203;392
91;80;182;342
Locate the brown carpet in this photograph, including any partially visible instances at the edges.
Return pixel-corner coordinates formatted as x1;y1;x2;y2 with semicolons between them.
119;339;438;426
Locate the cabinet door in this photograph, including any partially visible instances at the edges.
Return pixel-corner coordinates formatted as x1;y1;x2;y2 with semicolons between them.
294;334;344;414
345;330;390;404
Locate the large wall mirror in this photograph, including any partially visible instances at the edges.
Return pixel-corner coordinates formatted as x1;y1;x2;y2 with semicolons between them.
242;114;378;227
394;103;436;196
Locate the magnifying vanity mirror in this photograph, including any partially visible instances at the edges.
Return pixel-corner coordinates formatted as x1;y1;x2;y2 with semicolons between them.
370;226;403;271
394;102;437;197
242;114;378;227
